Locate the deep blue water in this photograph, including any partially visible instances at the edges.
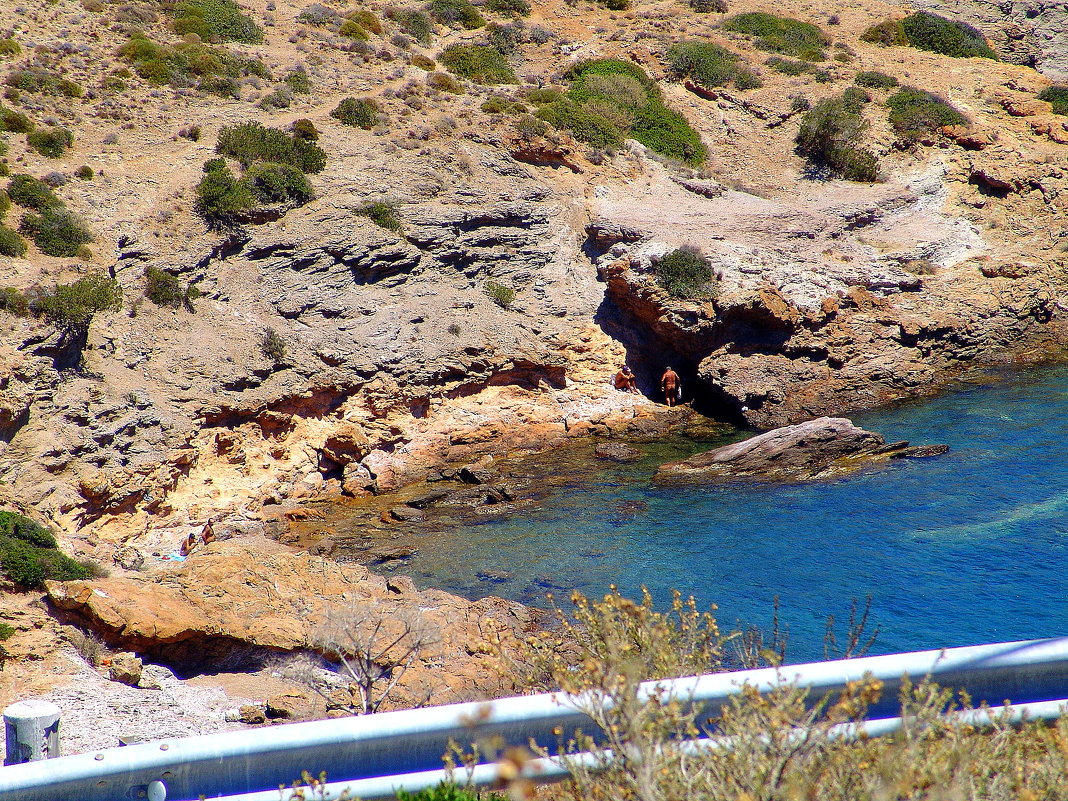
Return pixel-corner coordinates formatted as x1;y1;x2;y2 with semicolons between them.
396;365;1068;662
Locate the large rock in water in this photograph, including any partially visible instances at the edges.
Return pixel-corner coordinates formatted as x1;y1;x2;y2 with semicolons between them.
656;417;946;482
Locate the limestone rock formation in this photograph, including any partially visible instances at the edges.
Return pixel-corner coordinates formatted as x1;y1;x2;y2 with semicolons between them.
657;417;946;482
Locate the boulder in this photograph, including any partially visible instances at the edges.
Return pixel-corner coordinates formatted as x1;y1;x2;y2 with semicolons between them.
108;652;143;686
656;417;945;482
594;442;643;462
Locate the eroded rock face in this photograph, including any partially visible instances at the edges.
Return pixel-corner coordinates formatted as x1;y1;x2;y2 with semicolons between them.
656;417;945;482
46;541;540;709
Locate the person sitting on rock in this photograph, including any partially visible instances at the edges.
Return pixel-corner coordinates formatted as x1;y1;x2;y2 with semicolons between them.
661;366;680;407
178;531;198;558
200;518;216;546
614;365;639;394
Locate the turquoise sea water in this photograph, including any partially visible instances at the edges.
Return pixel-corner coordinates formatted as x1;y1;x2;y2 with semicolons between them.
395;365;1068;663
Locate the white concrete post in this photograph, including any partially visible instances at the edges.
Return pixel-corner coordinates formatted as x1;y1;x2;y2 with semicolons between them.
3;699;61;765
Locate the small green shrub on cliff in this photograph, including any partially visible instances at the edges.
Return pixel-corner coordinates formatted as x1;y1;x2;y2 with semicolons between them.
722;12;828;61
427;71;464;93
20;208;93;257
291;118;319;140
194;159;253;225
243;162;313;204
260;327;287;364
339;19;370;39
440;44;516;84
119;33;268;95
4;69;83;98
0;106;33;134
428;0;484;28
7;175;61;210
886;86;967;142
900;12;995;59
1038;85;1068;116
0;39;20;58
356;201;403;232
0;623;13;641
285;68;312;94
0;225;26;257
172;0;264;43
0;511;56;548
667;41;761;91
484;0;530;17
860;19;908;46
796;93;878;181
654;246;715;298
349;9;383;33
0;536;92;589
216;122;327;173
0;287;29;316
331;97;380;128
386;7;434;45
27;128;73;158
764;56;816;76
144;266;183;307
32;275;122;335
485;280;515;308
854;70;898;89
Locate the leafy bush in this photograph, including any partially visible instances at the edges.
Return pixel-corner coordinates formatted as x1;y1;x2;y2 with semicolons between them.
765;56;816;75
285;68;312;93
216;122;327;172
860;19;907;46
119;33;269;95
411;53;436;70
722;12;828;60
32;275;121;336
796;93;878;181
886;86;967;142
854;70;898;89
260;327;286;364
339;18;370;39
349;9;383;33
7;175;61;210
0;225;26;257
243;162;313;204
486;21;524;55
842;86;870;109
1037;85;1068;116
144;266;183;307
0;287;29;315
538;99;623;149
484;0;530;16
0;39;19;58
291;118;320;140
689;0;728;12
427;71;464;93
481;95;525;114
440;44;516;83
27;128;73;158
0;535;91;589
485;280;515;308
356;201;403;232
428;0;484;28
194;160;253;225
20;208;93;257
0;106;33;133
75;165;94;180
900;11;995;59
655;246;715;298
4;69;82;97
0;510;55;548
331;97;380;128
386;7;433;45
172;0;264;43
667;41;761;90
0;623;13;640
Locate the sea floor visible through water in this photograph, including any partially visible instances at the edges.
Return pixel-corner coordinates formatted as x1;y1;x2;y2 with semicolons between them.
331;364;1068;663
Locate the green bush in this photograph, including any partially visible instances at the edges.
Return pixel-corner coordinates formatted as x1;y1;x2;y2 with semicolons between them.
428;0;484;28
427;71;464;93
854;70;898;89
0;623;13;640
0;39;20;58
32;275;121;336
349;9;383;33
667;41;761;90
485;279;515;308
0;106;33;133
886;86;967;142
631;103;707;164
900;11;995;59
243;162;313;204
396;785;507;801
7;175;60;210
75;165;94;180
1037;85;1068;116
0;536;91;589
481;95;525;114
486;21;525;55
485;0;530;16
27;128;73;158
285;69;312;93
4;69;82;97
538;99;624;149
654;246;715;298
689;0;728;12
20;208;93;256
194;160;253;225
339;19;369;39
0;287;29;316
386;7;434;45
144;266;183;307
860;19;907;46
119;33;268;95
722;12;828;60
796;94;878;181
356;201;403;232
291;118;320;140
260;327;286;364
0;510;55;548
764;56;816;75
440;44;516;83
842;86;871;110
331;97;380;128
172;0;264;43
216;122;327;172
0;225;26;257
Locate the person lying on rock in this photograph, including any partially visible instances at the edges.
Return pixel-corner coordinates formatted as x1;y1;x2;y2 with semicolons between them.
614;365;639;394
661;366;680;407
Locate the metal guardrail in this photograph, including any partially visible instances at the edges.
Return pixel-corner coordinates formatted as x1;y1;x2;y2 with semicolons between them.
2;637;1067;801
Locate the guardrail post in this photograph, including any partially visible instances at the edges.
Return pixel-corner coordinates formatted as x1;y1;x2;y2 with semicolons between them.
3;700;61;765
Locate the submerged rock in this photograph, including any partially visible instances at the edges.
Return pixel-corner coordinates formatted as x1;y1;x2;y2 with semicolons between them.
656;417;946;483
594;442;643;462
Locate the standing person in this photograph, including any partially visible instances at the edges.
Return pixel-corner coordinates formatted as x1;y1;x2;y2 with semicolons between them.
614;365;639;394
661;366;680;407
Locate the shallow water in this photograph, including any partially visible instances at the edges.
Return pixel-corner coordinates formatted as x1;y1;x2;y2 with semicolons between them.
390;365;1068;662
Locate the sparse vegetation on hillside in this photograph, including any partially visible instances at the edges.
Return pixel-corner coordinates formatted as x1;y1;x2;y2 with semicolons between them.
144;266;183;308
172;0;264;43
243;162;314;205
537;60;706;165
485;0;530;17
485;280;516;308
0;510;91;589
0;106;33;134
7;175;60;210
331;97;380;128
887;86;968;143
356;201;403;232
667;41;761;91
119;33;269;97
854;70;898;89
428;0;485;29
26;128;73;159
4;69;82;98
863;12;995;59
0;225;25;257
194;159;253;226
216;122;327;173
260;327;287;365
440;44;517;84
796;92;878;182
722;12;828;61
32;275;122;337
20;208;93;257
1038;86;1068;116
386;7;434;45
654;246;716;298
